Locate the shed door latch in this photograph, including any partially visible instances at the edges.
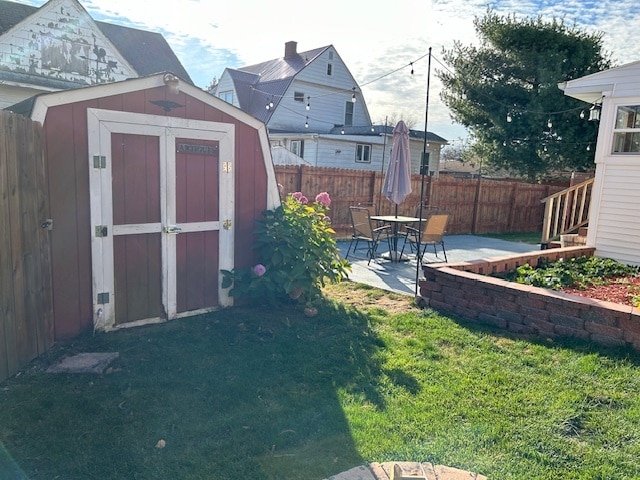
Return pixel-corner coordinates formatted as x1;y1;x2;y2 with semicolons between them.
95;225;108;237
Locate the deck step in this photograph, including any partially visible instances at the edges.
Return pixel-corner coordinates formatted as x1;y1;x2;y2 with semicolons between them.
560;233;587;247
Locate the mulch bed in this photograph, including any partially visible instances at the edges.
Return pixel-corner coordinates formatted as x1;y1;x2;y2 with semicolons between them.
561;276;640;307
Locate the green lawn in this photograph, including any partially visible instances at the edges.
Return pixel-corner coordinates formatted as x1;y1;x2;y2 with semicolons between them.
1;283;640;479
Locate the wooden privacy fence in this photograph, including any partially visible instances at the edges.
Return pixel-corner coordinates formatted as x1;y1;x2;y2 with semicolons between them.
0;111;53;383
275;165;564;238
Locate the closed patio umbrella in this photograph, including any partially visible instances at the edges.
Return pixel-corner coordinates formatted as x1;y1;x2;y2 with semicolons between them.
381;120;412;259
382;120;412;212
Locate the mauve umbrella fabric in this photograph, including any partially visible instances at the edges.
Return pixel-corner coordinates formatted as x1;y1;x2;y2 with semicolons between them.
382;120;412;209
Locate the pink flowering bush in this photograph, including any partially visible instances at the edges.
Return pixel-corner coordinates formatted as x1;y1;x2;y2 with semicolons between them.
252;264;266;277
221;191;350;307
315;192;331;207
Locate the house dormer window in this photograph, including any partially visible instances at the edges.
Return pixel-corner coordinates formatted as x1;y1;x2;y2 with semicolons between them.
345;101;354;126
219;91;233;103
613;105;640;153
327;50;334;75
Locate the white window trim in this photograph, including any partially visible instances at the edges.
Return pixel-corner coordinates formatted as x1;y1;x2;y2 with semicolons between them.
612;105;640;154
355;143;372;163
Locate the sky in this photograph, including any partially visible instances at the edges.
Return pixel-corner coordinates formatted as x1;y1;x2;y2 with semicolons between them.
17;0;640;145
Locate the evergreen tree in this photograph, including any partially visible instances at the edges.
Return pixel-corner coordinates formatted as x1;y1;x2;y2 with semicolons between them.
438;10;611;181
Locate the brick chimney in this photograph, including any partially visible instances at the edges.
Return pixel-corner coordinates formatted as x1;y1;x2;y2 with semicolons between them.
284;41;297;58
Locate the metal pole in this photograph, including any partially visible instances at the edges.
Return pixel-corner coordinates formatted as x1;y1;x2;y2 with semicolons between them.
415;47;432;296
378;116;388;212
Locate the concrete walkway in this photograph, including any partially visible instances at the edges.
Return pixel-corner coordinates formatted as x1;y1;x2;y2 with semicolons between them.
338;234;540;296
329;235;539;480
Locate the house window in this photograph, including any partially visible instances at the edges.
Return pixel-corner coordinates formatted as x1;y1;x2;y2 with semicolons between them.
613;106;640;153
345;101;354;126
290;140;304;157
294;91;305;102
355;144;371;163
218;90;233;103
327;63;333;76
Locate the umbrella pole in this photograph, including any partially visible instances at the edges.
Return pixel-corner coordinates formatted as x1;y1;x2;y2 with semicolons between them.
415;47;432;296
378;116;388;213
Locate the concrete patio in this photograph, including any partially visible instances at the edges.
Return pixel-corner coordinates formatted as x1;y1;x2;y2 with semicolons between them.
337;234;541;295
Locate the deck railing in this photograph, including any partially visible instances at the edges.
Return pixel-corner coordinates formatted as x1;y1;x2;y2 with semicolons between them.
540;177;594;246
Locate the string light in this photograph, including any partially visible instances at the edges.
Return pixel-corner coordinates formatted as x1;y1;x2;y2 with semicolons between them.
256;51;598;133
432;54;599;122
586;144;591;151
250;47;420;116
254;50;601;134
265;97;274;110
305;117;309;128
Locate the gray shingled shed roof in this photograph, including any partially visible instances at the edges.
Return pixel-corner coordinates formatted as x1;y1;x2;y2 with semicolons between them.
0;0;192;87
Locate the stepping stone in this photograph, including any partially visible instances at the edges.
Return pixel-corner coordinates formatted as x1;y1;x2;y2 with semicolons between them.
46;352;119;374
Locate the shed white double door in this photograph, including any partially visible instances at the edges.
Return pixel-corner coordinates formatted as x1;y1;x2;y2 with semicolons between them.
88;109;235;330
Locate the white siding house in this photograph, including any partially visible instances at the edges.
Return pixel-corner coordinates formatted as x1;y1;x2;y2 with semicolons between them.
0;0;192;109
560;60;640;265
211;41;447;174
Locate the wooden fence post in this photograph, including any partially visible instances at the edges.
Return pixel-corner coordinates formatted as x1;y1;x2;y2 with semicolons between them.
506;182;520;231
471;176;482;234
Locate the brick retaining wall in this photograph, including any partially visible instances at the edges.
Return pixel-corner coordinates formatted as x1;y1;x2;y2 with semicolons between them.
418;246;640;351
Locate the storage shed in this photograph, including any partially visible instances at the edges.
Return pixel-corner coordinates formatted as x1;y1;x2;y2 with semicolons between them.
560;60;640;266
11;72;280;338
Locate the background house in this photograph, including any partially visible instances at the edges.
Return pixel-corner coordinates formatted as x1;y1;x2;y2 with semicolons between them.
211;41;447;175
0;0;191;108
561;60;640;266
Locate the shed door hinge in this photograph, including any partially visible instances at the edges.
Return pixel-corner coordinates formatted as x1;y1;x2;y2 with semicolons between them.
222;161;232;173
93;155;107;169
97;292;110;304
95;225;108;237
223;219;232;230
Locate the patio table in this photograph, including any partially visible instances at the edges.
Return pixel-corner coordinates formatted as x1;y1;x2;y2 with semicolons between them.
371;215;421;262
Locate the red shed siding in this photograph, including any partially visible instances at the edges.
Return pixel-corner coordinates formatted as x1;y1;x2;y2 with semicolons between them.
43;87;269;339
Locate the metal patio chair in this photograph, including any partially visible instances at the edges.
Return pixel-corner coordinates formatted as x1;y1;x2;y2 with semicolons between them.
400;212;449;263
345;206;392;265
401;204;442;253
